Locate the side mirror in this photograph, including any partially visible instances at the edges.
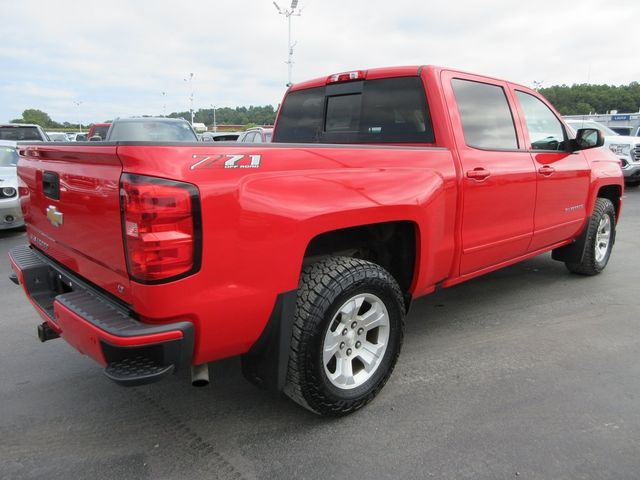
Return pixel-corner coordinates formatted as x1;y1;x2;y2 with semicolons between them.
76;134;87;141
573;128;604;151
89;135;102;142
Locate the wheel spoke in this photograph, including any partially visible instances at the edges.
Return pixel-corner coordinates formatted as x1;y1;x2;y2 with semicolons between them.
340;296;365;322
356;346;379;373
360;304;385;330
339;357;355;386
323;335;341;365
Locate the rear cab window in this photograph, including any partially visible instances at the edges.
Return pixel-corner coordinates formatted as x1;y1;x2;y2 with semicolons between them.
0;126;44;141
274;76;434;144
108;120;198;142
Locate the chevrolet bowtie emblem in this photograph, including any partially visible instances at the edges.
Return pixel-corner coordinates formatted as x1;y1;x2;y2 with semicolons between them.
46;205;64;227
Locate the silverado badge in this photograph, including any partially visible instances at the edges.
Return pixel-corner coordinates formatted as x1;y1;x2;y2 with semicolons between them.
46;205;64;227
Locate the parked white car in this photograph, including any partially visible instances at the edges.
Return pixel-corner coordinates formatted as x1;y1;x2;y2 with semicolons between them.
0;140;23;230
46;132;69;142
565;119;640;186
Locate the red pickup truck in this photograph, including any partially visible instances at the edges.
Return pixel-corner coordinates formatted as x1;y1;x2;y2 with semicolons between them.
9;66;623;416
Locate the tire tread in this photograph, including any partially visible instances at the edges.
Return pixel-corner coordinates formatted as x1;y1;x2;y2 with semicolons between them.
284;256;404;416
566;197;615;275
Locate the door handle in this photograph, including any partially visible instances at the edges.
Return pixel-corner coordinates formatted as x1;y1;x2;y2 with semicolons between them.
538;165;555;176
466;168;490;181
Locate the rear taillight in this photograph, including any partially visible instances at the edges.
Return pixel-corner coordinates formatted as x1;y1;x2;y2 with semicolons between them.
120;174;201;283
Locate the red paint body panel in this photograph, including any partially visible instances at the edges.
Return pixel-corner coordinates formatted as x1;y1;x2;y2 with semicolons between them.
14;65;624;369
18;145;131;302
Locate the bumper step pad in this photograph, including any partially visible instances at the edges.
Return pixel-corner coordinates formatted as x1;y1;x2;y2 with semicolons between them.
104;356;175;386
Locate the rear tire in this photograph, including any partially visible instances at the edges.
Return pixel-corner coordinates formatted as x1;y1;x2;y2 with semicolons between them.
565;198;616;275
284;256;405;416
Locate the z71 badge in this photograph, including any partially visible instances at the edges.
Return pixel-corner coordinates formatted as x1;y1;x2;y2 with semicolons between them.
191;154;262;170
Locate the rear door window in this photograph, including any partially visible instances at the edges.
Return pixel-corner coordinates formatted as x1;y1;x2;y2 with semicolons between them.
451;79;518;150
275;76;434;144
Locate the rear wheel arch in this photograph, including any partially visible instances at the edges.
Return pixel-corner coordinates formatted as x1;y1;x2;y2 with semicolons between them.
302;220;419;310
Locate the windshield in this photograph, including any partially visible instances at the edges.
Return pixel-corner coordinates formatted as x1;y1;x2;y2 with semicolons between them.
567;120;618;136
108;120;198;142
0;147;18;167
0;126;43;141
275;76;434;144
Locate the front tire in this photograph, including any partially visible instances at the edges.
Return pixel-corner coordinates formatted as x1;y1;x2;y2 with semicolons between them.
284;256;405;416
566;198;616;275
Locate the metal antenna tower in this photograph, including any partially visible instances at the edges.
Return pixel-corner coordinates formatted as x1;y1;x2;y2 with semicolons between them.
273;0;302;87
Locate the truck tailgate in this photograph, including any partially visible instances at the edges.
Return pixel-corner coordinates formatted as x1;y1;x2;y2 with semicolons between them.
18;145;131;302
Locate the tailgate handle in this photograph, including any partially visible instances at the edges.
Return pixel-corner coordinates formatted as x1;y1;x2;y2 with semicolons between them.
42;171;60;200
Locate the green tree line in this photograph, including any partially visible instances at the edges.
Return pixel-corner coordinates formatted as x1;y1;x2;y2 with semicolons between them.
10;105;278;130
539;82;640;115
10;109;80;129
168;105;277;125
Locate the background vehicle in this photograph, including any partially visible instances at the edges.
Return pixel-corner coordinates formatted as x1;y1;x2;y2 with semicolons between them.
10;66;623;416
87;122;111;141
65;132;85;141
201;131;242;142
566;119;640;185
100;117;198;142
0;140;23;230
237;127;273;143
0;123;48;141
610;126;634;136
46;132;69;142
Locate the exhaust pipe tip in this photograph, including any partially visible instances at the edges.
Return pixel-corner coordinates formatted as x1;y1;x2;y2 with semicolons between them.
191;363;210;387
37;322;60;342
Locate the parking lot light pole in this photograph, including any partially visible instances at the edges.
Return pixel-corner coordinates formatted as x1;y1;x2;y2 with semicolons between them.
73;101;83;132
273;1;302;87
211;105;217;132
184;73;195;124
161;91;167;117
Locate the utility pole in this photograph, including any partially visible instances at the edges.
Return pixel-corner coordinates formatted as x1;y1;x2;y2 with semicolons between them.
210;105;217;132
273;1;302;87
184;73;195;124
73;101;83;132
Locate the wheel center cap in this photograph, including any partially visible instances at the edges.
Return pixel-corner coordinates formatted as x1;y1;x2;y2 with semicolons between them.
346;329;356;347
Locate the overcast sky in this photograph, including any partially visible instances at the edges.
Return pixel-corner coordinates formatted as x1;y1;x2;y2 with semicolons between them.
1;0;638;125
